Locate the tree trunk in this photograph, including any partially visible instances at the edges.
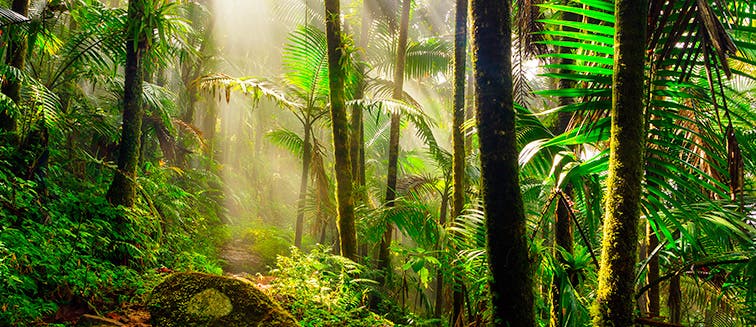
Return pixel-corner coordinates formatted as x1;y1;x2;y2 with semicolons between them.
592;1;648;326
325;0;356;260
378;0;411;273
464;70;474;155
294;123;312;248
470;0;534;326
668;274;681;324
645;221;660;317
351;0;371;199
202;99;217;160
106;0;147;207
550;189;575;327
434;186;449;318
1;0;30;135
450;0;467;324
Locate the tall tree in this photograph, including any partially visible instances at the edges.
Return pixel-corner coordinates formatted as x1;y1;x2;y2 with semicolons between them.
470;0;534;325
0;0;29;135
377;0;411;273
592;0;648;325
294;122;314;248
450;0;467;259
350;0;371;199
449;0;467;324
550;6;579;327
325;0;356;260
106;0;148;207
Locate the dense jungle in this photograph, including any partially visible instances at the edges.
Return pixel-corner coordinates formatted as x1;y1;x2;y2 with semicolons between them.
0;0;755;326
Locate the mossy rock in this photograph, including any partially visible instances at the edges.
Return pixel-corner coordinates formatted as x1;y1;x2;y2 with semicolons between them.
148;272;298;327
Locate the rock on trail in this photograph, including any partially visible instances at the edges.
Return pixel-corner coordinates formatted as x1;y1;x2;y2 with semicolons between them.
147;272;297;327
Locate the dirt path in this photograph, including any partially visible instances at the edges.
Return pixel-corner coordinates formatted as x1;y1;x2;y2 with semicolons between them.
219;238;265;275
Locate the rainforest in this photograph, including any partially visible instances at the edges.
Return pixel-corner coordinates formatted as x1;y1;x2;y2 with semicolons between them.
0;0;754;326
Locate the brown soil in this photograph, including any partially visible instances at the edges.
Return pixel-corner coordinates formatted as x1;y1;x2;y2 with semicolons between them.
219;239;264;275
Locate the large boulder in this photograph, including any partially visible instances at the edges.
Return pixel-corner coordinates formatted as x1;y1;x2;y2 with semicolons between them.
148;272;297;327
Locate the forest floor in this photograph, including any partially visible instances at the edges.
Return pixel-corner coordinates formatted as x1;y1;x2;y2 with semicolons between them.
65;239;267;327
219;238;265;275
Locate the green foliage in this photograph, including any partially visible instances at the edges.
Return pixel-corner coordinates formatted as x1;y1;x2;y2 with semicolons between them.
525;1;756;325
1;0;754;326
239;223;293;268
269;246;417;327
0;164;139;325
0;146;223;325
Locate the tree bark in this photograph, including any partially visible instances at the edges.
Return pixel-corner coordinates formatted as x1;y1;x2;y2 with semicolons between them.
470;0;535;326
106;0;147;208
592;1;648;326
294;123;312;248
450;0;468;324
351;0;371;199
325;0;356;260
645;221;660;317
1;0;30;134
435;187;449;318
378;0;411;273
550;188;575;327
667;274;681;324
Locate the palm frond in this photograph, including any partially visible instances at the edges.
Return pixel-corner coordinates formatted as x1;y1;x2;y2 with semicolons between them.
403;38;452;79
195;73;301;111
283;24;331;109
271;0;324;29
266;127;304;159
367;21;452;81
0;7;29;27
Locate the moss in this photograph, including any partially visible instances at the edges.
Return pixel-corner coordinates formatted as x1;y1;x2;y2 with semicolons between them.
592;0;648;325
186;289;232;318
148;272;298;327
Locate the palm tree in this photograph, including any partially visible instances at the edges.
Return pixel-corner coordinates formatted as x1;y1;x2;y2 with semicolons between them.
198;25;347;248
106;0;148;207
104;0;194;201
324;0;356;259
449;0;467;324
378;0;412;275
470;0;534;325
591;0;648;325
526;1;755;325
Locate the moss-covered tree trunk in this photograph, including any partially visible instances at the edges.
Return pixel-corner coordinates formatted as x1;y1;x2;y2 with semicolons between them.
0;0;29;135
325;0;356;260
470;0;534;325
378;0;411;273
592;0;648;325
450;0;467;324
294;122;312;248
106;0;147;207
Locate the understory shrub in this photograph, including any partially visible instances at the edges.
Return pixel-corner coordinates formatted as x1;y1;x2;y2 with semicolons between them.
0;152;224;326
267;245;420;327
